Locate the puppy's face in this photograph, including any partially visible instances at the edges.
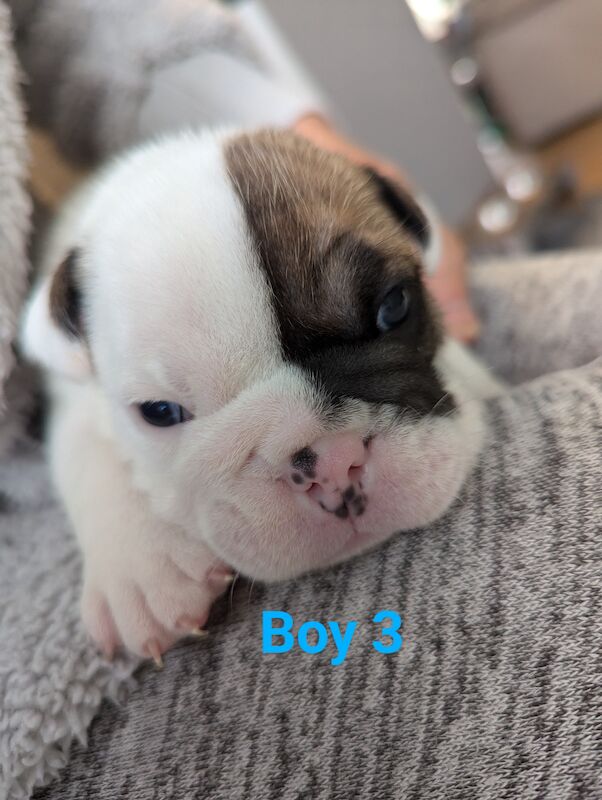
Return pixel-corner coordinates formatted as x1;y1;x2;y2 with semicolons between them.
35;130;483;580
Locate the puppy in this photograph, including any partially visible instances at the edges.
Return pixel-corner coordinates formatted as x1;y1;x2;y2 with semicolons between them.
21;129;501;661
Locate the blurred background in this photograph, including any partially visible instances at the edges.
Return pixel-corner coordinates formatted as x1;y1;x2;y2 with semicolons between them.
259;0;602;258
22;0;602;261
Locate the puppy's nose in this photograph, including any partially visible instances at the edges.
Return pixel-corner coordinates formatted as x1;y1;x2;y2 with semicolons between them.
286;433;369;519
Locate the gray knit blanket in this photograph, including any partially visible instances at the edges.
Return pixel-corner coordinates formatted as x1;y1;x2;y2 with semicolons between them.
0;253;600;799
29;354;602;800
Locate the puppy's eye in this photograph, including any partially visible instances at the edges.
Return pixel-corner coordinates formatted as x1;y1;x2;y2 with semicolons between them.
376;285;411;332
138;401;192;427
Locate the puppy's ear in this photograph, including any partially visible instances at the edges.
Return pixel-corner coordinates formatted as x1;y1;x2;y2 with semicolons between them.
48;249;84;339
365;168;441;273
21;249;92;379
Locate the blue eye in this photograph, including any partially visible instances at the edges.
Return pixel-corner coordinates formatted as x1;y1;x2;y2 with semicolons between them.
376;285;411;332
138;401;192;427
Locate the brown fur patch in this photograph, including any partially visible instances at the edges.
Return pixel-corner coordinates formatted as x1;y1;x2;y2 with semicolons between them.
225;131;433;341
225;130;452;415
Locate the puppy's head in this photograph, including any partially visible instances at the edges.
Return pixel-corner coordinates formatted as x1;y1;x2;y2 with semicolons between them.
24;129;483;580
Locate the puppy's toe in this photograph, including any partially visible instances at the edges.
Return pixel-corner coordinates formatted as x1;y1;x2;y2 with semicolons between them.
80;536;232;661
139;552;233;636
107;581;176;659
81;587;121;659
169;544;233;590
143;565;216;636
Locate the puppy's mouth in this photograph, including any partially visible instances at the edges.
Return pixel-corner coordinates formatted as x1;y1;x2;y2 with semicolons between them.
272;431;374;523
312;481;368;520
282;472;369;522
209;497;371;582
195;411;477;580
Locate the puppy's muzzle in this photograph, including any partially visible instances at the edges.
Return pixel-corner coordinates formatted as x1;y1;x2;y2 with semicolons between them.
283;432;369;520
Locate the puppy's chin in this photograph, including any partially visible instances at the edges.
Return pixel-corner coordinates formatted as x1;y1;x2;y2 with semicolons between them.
158;408;484;582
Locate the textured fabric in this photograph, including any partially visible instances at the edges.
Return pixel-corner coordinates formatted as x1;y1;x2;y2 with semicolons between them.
0;1;30;418
472;249;602;384
0;250;600;798
7;0;325;165
7;0;256;162
0;257;599;798
33;357;602;800
0;444;137;800
136;49;321;144
0;254;600;798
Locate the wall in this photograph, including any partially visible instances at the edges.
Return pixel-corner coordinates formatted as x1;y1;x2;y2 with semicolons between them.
261;0;495;226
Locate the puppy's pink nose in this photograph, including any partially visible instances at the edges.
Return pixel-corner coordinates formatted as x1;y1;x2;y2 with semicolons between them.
286;433;369;519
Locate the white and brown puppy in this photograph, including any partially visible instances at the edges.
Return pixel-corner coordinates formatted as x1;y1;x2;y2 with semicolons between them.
22;129;501;661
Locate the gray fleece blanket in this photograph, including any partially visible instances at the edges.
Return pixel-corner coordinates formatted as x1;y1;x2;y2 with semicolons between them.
0;446;138;799
0;1;30;420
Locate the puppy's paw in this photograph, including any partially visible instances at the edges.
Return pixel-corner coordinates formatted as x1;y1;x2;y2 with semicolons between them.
80;533;232;663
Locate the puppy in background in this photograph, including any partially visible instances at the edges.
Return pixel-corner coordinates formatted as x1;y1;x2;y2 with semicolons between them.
21;129;501;663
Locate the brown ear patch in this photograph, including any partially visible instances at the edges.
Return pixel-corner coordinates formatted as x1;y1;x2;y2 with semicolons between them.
364;168;430;248
49;249;83;339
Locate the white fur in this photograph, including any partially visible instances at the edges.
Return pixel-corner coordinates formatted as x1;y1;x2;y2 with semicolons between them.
21;129;503;658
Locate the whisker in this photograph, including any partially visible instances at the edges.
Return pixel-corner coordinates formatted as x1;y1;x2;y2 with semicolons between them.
422;392;451;423
229;571;240;610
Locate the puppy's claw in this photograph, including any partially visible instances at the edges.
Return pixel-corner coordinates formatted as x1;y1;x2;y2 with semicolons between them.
177;614;208;634
209;569;235;587
146;639;164;669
